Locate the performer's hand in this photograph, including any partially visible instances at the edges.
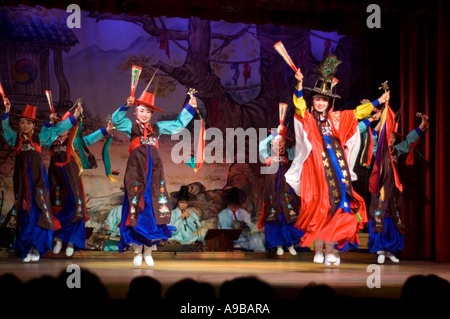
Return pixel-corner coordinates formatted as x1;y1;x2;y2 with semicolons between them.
74;105;83;119
189;97;197;108
370;111;382;122
277;125;285;134
106;121;115;133
378;91;390;104
49;113;58;124
3;97;10;113
127;96;135;107
419;113;430;130
181;210;190;219
294;69;304;84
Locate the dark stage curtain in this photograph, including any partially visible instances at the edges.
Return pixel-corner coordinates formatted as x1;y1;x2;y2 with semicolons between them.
433;1;450;263
346;1;449;262
393;1;450;262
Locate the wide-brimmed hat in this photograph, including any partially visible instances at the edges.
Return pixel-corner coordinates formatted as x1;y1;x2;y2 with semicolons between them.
135;91;163;113
224;187;247;205
14;104;43;122
170;185;196;202
304;55;342;99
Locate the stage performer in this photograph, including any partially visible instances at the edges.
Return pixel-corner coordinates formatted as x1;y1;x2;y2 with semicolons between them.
111;90;197;267
44;109;114;257
368;109;429;264
258;103;303;256
218;187;265;252
285;55;390;266
1;97;83;262
169;185;202;245
352;105;382;208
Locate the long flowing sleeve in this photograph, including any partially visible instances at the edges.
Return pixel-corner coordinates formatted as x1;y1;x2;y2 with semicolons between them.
372;127;423;157
217;209;231;229
156;103;196;136
169;208;183;235
372;130;379;153
258;132;276;160
83;127;108;147
353;99;379;120
395;127;423;157
111;104;132;138
293;87;307;118
1;113;17;146
358;119;371;134
186;210;200;231
237;208;252;227
39;115;77;148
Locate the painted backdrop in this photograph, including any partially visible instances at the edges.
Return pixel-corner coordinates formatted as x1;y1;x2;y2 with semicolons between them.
0;5;366;245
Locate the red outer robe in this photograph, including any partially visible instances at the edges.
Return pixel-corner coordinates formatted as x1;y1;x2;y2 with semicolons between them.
293;110;368;248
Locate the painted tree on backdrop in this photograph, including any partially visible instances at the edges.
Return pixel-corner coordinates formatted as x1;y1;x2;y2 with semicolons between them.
88;13;364;215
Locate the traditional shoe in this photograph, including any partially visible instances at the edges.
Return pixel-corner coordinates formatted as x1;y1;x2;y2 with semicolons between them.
31;249;40;262
324;253;338;266
53;239;63;254
23;253;32;263
66;244;74;257
133;253;143;267
144;254;154;267
287;245;297;256
276;246;284;256
313;253;324;264
386;252;399;263
334;256;341;266
377;253;385;264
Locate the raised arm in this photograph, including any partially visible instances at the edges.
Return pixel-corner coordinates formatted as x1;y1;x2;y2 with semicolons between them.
395;114;430;157
156;97;197;136
83;123;112;147
111;96;134;138
39;105;83;147
293;69;307;118
358;111;381;134
258;132;276;160
1;97;17;146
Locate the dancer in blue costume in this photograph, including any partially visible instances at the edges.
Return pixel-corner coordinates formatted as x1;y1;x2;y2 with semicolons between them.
368;111;429;264
112;91;197;266
258;104;303;256
1;97;83;261
43;110;114;257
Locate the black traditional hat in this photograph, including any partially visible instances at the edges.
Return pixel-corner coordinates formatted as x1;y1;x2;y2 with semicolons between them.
225;187;247;205
170;185;196;202
304;55;342;99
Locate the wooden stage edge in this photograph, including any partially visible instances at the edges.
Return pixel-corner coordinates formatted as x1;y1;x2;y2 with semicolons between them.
0;250;375;260
1;250;449;300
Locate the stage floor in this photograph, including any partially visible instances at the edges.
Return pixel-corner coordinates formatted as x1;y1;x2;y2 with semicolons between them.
1;251;448;300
